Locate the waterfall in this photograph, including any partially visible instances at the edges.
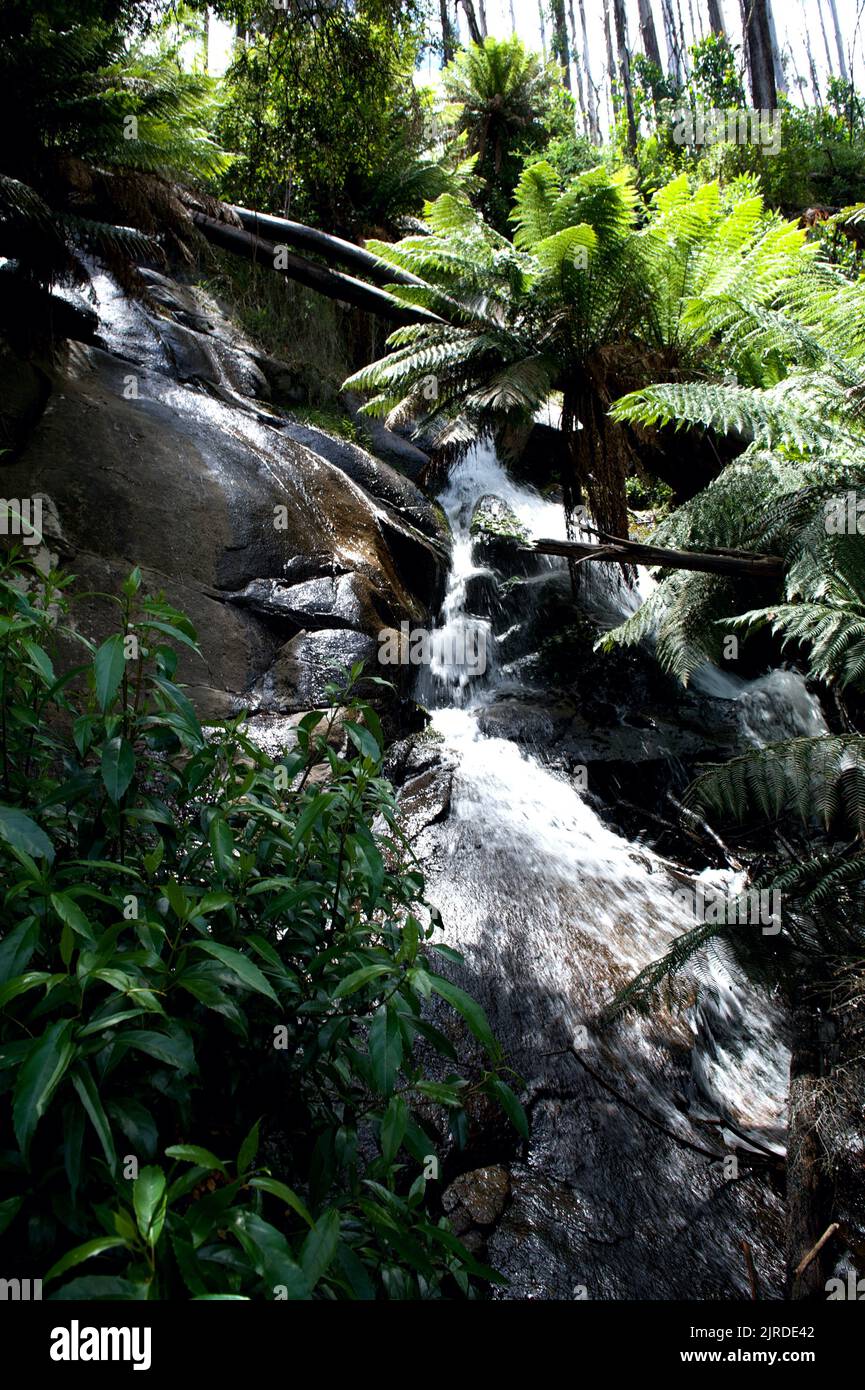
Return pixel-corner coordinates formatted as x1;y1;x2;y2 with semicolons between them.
413;443;794;1299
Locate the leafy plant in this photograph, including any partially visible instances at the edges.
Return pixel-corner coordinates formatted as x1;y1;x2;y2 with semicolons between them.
345;170;808;541
0;546;521;1299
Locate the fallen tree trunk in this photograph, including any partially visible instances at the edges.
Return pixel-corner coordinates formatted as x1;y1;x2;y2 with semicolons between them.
192;213;438;328
227;205;424;289
522;534;785;580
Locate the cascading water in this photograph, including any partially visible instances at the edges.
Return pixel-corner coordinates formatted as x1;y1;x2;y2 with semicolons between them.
411;443;815;1299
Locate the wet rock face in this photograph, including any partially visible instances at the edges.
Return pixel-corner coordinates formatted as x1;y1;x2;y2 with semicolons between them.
0;266;451;724
470;494;537;577
282;420;445;543
442;1166;511;1251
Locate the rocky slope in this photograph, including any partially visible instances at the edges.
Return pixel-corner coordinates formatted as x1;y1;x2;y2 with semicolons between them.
1;264;449;726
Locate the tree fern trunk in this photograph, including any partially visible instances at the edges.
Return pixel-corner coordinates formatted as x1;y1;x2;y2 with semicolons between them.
785;967;865;1300
786;975;836;1300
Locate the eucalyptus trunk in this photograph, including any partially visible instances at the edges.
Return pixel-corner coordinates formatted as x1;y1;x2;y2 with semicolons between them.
740;0;778;110
551;0;572;89
707;0;725;35
826;0;848;80
578;0;601;141
613;0;638;155
440;0;457;64
638;0;664;70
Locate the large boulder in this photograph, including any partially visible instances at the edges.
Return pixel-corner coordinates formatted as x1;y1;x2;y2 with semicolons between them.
0;267;450;723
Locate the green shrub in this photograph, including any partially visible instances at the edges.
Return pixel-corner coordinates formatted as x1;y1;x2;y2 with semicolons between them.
0;548;522;1299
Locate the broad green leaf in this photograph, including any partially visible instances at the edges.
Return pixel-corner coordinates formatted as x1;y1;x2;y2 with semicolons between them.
45;1236;130;1285
345;721;380;762
165;1144;227;1177
133;1165;167;1246
94;634;126;712
0;970;52;1008
70;1065;117;1170
368;1005;402;1095
380;1095;408;1164
332;964;392;999
0;805;53;862
250;1177;314;1227
208;817;236;875
292;790;336;846
487;1076;529;1139
191;942;278;1003
237;1118;260;1175
300;1208;340;1289
13;1020;75;1156
116;1027;196;1074
0;1195;23;1236
196;891;235;916
101;736;135;802
50;892;95;942
230;1210;309;1297
428;975;500;1058
0;918;39;983
47;1275;146;1300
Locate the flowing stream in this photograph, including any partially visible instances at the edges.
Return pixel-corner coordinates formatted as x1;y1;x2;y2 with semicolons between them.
84;264;823;1298
413;445;827;1299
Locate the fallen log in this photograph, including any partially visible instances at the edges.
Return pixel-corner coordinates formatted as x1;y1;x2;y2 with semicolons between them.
192;213;439;328
522;534;785;581
227;205;424;289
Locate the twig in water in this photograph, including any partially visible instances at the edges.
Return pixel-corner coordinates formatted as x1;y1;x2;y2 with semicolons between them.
794;1221;840;1277
666;791;744;871
740;1239;760;1300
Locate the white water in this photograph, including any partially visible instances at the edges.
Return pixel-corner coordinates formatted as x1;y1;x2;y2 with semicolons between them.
414;444;804;1297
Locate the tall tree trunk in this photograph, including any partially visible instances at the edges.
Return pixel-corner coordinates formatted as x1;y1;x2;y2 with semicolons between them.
578;0;601;141
661;0;683;85
638;0;664;69
603;0;620;126
551;0;572;89
803;17;823;107
817;0;835;78
687;0;700;48
477;0;488;38
787;40;809;106
568;0;588;131
508;0;517;35
440;0;457;65
675;0;691;77
827;0;848;80
527;534;784;579
538;0;548;59
460;0;483;46
740;0;778;109
613;0;638;154
707;0;725;35
191;214;437;327
766;1;787;94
